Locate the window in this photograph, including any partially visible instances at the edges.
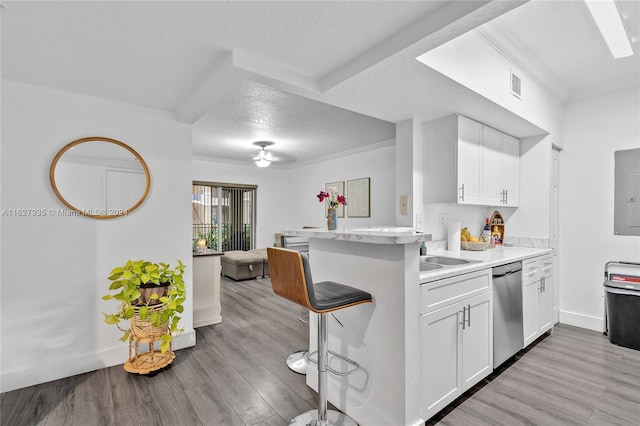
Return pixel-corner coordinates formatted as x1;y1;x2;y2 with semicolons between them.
192;182;257;251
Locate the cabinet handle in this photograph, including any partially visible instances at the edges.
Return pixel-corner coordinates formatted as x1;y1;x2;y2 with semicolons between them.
459;184;465;202
504;189;508;205
466;304;471;328
543;276;546;292
539;278;543;293
459;306;466;330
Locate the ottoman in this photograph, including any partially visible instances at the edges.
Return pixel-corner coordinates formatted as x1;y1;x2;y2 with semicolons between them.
248;248;269;277
221;250;264;281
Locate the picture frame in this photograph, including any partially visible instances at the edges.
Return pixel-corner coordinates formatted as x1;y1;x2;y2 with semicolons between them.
347;177;370;218
325;181;345;218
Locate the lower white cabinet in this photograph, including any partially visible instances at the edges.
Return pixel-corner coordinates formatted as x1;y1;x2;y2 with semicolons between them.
420;290;493;419
523;255;553;346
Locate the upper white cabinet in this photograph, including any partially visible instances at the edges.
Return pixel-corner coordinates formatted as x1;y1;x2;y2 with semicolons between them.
481;125;503;206
501;134;520;206
424;114;520;207
457;116;484;204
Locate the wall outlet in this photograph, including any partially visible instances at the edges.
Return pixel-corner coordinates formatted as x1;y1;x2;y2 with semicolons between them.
439;213;446;225
399;195;408;215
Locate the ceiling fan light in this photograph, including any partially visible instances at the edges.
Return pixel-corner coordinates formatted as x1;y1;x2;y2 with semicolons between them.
255;158;271;167
585;0;634;58
252;141;274;168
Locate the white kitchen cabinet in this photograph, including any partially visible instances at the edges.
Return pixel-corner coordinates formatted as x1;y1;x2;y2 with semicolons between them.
538;255;553;333
522;257;540;345
425;114;520;207
501;134;520;206
420;302;461;418
522;255;553;347
461;292;493;390
457;115;484;204
481;125;503;206
420;271;493;419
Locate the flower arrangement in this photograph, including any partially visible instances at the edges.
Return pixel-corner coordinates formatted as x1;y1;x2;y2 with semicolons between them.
317;188;347;209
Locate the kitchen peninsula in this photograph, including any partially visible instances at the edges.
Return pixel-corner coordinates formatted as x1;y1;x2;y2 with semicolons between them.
281;227;551;426
281;227;430;426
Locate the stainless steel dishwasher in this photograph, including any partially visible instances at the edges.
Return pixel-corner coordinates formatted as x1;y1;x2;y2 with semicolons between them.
493;261;523;368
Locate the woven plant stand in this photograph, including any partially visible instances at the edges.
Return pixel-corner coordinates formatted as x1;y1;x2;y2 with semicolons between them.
123;304;175;374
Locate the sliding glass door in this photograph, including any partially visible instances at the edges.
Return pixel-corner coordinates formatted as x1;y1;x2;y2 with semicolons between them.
192;182;257;252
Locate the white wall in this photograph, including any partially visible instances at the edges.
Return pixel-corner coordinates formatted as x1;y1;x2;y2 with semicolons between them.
288;143;396;230
192;159;291;249
0;81;193;392
423;204;496;244
507;134;553;239
395;120;424;229
560;88;640;331
194;143;396;247
417;30;563;143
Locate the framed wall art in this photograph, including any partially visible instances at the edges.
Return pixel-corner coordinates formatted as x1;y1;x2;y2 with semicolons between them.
347;177;370;218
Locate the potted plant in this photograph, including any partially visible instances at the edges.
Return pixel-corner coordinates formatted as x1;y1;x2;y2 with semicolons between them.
102;259;186;354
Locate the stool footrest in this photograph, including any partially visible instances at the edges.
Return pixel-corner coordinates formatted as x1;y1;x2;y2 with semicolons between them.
306;349;360;377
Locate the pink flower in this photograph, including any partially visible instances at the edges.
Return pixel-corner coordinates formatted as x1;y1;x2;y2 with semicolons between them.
316;188;347;208
317;191;329;202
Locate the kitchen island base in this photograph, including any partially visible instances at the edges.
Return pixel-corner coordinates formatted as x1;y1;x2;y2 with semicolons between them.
306;238;424;426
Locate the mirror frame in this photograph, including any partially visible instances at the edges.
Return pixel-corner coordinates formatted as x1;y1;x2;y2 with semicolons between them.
49;136;151;219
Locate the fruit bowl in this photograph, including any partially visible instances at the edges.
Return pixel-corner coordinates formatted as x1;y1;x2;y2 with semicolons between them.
460;236;490;251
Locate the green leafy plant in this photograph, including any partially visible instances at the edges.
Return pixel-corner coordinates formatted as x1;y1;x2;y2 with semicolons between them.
102;259;186;353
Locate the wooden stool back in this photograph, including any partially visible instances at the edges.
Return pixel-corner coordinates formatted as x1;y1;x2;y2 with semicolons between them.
267;247;313;310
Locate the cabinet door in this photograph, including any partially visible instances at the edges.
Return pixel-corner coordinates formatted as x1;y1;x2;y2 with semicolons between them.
522;258;539;347
461;292;493;391
457;116;483;204
481;125;503;206
537;256;553;334
420;303;462;419
502;134;520;206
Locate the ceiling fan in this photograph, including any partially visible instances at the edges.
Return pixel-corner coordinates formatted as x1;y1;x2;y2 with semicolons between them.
253;141;275;167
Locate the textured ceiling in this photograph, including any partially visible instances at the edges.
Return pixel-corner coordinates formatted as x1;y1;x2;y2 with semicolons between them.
192;76;396;164
2;1;638;167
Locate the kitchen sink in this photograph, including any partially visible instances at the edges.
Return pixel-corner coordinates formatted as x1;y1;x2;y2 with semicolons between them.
419;255;480;272
423;256;475;265
420;262;444;271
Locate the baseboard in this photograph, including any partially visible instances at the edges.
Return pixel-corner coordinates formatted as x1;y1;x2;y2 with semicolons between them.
559;310;604;332
1;329;196;393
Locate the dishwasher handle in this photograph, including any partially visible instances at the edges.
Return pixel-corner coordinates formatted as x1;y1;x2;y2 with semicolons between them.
492;261;523;277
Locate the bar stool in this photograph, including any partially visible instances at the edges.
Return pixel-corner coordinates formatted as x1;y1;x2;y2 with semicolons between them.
267;247;372;426
286;313;309;374
281;232;312;374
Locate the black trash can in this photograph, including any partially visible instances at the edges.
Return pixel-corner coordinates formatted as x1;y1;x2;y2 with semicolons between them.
604;279;640;351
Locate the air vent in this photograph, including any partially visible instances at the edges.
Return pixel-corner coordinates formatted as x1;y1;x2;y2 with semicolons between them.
511;70;522;99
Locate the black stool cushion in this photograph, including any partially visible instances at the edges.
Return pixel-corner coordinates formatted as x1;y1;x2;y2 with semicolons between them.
300;253;372;311
312;281;373;312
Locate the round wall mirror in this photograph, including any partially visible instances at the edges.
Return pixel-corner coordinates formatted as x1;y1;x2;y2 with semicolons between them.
50;136;151;219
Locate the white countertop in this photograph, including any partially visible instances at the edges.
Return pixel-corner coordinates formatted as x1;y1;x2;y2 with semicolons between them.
281;227;432;245
420;246;552;283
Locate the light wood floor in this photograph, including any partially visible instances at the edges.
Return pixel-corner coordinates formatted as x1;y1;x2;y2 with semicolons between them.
2;276;639;426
